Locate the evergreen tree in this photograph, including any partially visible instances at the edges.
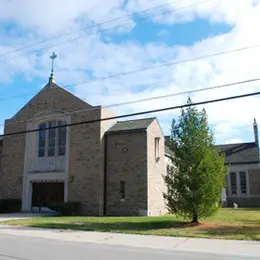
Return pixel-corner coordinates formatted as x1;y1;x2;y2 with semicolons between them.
163;98;228;223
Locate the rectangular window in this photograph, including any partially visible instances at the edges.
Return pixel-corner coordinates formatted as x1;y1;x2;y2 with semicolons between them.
58;121;66;156
155;137;160;161
120;180;125;199
239;171;247;194
230;172;237;195
48;121;56;157
38;123;46;157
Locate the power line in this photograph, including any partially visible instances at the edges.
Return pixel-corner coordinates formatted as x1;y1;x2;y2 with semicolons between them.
0;0;211;63
0;40;257;102
2;39;255;96
0;0;187;57
61;42;260;88
2;89;260;138
3;77;260;127
0;66;248;103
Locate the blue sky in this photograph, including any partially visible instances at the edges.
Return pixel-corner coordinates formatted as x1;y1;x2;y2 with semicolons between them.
0;0;260;144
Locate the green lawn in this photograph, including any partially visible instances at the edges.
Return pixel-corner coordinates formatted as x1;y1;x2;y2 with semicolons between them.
2;208;260;241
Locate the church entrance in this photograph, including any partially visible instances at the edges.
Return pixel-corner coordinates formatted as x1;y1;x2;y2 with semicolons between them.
31;182;64;210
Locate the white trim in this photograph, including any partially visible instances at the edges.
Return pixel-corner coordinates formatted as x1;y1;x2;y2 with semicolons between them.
227;163;260;171
226;163;260;198
227;170;250;198
34;110;68;119
22;111;71;212
37;119;67;158
22;173;68;211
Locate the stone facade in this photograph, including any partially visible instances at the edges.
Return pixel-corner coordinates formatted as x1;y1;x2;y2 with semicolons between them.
3;76;258;215
67;106;116;215
226;197;260;207
226;168;260;207
147;119;167;216
0;120;26;200
225;164;260;208
0;79;169;216
106;131;148;216
248;169;260;195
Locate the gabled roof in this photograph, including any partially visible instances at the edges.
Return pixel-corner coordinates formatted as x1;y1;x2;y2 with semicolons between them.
106;117;156;134
10;80;92;121
164;135;260;165
216;142;260;165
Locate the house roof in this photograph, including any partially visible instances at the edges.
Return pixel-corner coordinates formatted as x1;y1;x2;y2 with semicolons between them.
165;145;174;157
216;142;260;165
106;117;156;134
164;136;260;165
165;136;170;146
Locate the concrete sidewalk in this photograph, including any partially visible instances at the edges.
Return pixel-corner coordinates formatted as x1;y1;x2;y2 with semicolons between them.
0;225;259;257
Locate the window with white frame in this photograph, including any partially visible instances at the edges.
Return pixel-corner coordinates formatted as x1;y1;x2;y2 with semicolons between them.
229;171;248;196
38;120;67;157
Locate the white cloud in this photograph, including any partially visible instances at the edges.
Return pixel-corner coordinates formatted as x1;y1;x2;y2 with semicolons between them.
125;0;257;26
0;0;134;36
223;138;244;144
0;0;260;143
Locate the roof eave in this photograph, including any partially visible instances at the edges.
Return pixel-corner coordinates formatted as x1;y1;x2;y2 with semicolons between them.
105;128;147;135
225;161;260;165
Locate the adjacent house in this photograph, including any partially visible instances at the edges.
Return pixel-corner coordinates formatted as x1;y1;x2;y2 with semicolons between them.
216;120;260;207
164;120;260;208
0;73;170;216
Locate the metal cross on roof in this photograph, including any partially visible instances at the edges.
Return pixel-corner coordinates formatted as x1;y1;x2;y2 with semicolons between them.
49;52;57;83
50;52;57;73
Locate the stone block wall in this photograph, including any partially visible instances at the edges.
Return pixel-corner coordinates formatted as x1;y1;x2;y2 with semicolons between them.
105;131;148;216
147;119;167;216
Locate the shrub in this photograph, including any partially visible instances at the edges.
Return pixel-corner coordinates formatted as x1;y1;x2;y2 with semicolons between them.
0;199;21;213
47;202;80;216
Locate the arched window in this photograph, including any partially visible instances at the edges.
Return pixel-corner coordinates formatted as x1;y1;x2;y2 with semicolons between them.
38;120;67;157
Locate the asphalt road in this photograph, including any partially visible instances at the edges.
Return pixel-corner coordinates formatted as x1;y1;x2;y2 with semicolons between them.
0;233;257;260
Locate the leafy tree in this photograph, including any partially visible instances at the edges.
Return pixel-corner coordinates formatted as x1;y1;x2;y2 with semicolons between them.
163;98;228;224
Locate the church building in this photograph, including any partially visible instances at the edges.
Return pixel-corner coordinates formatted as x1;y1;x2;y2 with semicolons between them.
0;54;170;216
0;53;259;216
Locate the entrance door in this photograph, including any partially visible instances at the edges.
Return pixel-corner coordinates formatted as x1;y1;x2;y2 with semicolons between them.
31;182;64;208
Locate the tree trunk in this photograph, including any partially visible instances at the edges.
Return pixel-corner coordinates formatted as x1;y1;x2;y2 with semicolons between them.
191;212;199;224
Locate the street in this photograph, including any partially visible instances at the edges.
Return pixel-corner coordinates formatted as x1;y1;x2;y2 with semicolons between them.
0;233;257;260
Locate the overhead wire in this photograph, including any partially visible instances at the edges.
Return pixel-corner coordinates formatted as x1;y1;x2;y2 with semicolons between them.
2;79;260;136
3;76;260;127
0;66;252;103
0;0;211;63
0;0;189;57
60;42;260;89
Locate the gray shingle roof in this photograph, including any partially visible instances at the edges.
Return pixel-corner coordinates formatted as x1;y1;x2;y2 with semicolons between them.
216;142;260;165
165;145;174;157
164;135;260;164
106;117;156;133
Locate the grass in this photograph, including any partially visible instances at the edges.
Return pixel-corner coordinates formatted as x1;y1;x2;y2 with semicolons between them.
2;208;260;241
